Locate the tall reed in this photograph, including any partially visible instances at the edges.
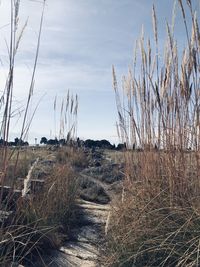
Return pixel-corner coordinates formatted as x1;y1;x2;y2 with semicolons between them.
57;90;78;142
0;0;45;189
0;1;54;265
107;1;200;266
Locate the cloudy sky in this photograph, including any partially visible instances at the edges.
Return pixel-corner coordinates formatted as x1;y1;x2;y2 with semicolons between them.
0;0;199;144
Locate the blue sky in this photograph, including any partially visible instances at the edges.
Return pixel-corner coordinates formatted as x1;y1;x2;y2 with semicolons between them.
0;0;199;144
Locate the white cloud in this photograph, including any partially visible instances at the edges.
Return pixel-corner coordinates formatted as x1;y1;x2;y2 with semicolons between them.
0;0;198;142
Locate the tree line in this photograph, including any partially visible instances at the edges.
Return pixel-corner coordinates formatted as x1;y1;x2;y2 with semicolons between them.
40;137;126;150
0;138;29;147
0;136;127;150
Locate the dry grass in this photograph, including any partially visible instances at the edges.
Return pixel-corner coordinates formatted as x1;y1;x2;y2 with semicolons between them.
56;146;88;169
0;1;80;265
0;2;47;264
106;1;200;266
0;147;37;187
105;151;200;266
30;163;78;229
0;146;80;265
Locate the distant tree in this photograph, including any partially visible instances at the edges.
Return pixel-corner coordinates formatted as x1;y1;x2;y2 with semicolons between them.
99;139;113;149
8;141;15;146
77;137;80;147
47;138;59;145
84;139;96;148
40;137;48;144
14;137;19;146
0;138;4;146
77;138;84;147
117;143;126;150
84;139;114;149
13;138;28;146
59;139;66;146
23;141;29;146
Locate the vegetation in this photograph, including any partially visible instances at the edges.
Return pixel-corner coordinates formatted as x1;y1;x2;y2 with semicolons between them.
1;0;199;266
0;1;81;266
0;152;80;266
105;1;200;266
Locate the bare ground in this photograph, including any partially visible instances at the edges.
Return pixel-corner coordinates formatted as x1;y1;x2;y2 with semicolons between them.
30;149;123;267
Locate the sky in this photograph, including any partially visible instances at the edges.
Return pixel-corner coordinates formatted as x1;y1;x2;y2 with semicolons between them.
0;0;199;144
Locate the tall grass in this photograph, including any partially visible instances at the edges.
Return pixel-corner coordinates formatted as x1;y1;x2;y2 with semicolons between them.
56;90;78;142
114;2;199;152
0;0;45;189
0;2;82;264
0;1;50;265
107;1;200;266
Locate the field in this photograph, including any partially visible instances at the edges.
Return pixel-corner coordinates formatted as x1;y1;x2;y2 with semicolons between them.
0;145;124;266
0;0;200;266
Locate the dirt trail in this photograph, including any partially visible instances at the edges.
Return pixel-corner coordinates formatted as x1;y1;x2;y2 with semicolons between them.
41;200;109;267
42;150;122;267
56;199;110;267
